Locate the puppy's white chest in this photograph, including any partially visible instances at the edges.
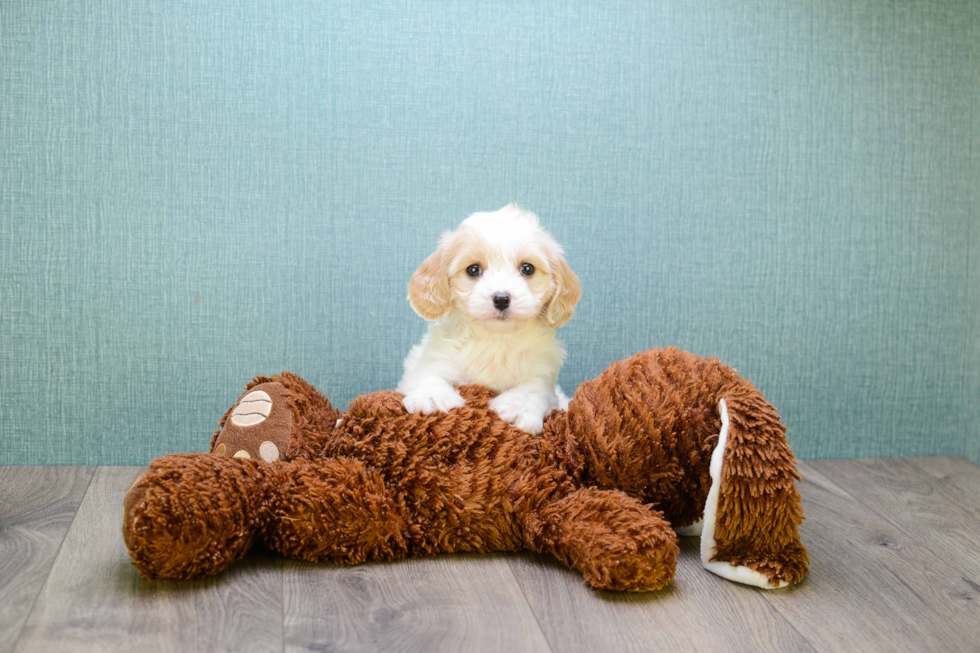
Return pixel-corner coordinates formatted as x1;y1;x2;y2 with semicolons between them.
452;332;556;392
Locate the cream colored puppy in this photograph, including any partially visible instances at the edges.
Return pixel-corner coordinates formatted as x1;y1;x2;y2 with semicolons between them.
398;205;581;433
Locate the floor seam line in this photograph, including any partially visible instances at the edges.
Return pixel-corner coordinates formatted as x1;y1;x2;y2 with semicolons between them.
10;465;99;653
505;554;556;653
281;560;286;653
755;591;822;653
754;461;854;653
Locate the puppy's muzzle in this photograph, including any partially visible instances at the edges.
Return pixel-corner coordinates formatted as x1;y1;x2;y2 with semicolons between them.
492;292;511;311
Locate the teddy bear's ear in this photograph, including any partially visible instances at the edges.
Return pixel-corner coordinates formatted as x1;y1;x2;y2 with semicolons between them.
408;247;453;321
546;255;581;329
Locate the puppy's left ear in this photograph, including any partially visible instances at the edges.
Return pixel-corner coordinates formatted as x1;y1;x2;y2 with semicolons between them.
546;256;581;328
408;249;453;321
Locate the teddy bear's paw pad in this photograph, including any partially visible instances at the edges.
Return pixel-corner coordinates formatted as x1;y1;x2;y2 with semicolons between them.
221;441;280;461
212;382;294;461
230;390;273;427
220;441;278;461
259;441;280;462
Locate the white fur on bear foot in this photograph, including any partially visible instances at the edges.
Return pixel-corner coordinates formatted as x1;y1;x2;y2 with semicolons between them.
699;398;789;589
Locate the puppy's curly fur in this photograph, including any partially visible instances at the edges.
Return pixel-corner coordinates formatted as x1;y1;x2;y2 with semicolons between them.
398;205;580;433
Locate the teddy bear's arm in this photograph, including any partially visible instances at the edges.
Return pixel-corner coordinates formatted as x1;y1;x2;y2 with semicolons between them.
123;453;414;580
522;487;679;592
123;453;275;580
262;457;413;565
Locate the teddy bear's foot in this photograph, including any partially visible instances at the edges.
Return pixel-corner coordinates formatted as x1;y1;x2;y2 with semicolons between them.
698;398;809;589
524;487;679;591
212;382;294;462
123;453;273;580
211;373;343;462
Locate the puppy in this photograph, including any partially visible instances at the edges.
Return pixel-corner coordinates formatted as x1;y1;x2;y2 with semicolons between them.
397;204;581;434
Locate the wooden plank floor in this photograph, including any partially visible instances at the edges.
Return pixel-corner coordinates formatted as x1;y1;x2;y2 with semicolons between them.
2;457;978;653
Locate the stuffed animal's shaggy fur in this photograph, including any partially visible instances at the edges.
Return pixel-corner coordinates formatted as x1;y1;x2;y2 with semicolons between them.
123;348;808;591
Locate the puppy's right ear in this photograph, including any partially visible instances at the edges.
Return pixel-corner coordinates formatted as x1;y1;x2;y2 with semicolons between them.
408;249;452;321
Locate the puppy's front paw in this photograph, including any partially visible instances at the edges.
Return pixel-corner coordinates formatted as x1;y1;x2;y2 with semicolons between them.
402;386;466;414
490;393;545;434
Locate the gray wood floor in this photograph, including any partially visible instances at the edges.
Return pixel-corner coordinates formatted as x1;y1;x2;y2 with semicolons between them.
2;457;979;653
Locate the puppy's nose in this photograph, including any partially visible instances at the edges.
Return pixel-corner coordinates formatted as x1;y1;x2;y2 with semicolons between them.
492;292;511;311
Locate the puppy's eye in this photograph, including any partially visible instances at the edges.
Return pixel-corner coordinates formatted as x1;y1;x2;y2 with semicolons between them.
520;263;535;276
466;264;482;277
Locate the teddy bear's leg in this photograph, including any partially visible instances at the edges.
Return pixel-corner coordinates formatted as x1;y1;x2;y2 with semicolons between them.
210;373;342;462
124;454;412;580
556;348;808;588
260;457;412;565
522;487;679;591
698;396;809;588
123;453;274;580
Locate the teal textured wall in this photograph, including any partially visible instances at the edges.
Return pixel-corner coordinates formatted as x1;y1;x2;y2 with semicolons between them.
1;0;978;465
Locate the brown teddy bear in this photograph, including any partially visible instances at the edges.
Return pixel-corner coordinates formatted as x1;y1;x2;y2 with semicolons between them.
122;347;808;591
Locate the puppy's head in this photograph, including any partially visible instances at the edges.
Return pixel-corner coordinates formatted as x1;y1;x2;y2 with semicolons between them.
408;205;580;331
